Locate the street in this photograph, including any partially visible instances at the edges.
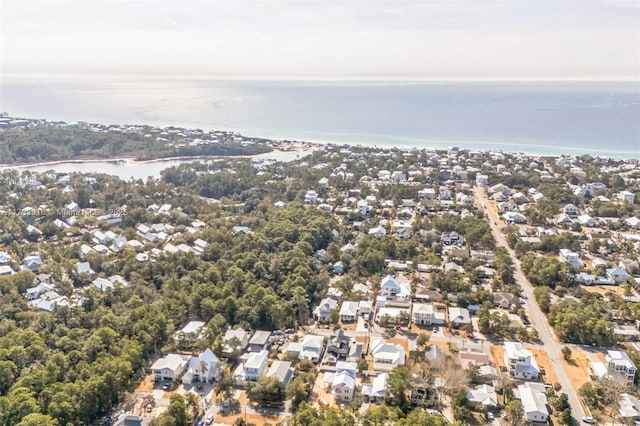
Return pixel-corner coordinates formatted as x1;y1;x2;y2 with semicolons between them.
474;186;587;420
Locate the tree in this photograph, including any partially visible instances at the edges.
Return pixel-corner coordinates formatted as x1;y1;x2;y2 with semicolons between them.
387;365;411;410
503;400;524;426
561;346;572;361
247;376;285;407
215;369;235;403
286;373;314;409
16;413;58;426
417;333;430;349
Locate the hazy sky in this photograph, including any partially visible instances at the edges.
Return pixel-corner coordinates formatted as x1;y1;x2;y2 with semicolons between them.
2;0;639;80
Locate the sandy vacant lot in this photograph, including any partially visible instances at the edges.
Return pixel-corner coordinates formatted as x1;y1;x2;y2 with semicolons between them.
560;348;592;394
489;345;505;367
530;348;558;385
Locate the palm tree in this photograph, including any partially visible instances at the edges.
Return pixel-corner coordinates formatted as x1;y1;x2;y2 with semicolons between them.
183;392;200;422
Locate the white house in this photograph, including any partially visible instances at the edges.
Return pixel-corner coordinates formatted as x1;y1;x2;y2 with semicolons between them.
304;190;319;204
339;301;359;322
448;307;471;327
299;334;324;363
517;383;549;423
368;225;387;237
371;338;406;371
412;304;445;326
327;361;357;402
559;249;582;268
602;350;637;386
358;300;373;319
503;212;526;224
313;298;338;322
577;214;597;228
234;350;268;382
176;321;206;346
361;373;388;403
182;348;220;384
223;327;249;353
617;190;635;205
151;354;191;382
467;384;498;408
380;275;411;301
504;341;540;380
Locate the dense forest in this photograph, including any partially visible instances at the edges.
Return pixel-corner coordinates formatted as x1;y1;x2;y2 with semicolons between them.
0;123;271;164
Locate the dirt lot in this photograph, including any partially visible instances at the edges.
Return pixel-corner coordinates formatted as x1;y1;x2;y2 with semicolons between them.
214;412;285;425
530;348;558;385
490;345;505;367
387;336;410;354
560;349;592;393
580;285;626;297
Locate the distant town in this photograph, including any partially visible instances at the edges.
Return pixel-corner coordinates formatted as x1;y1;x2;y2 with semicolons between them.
0;116;638;426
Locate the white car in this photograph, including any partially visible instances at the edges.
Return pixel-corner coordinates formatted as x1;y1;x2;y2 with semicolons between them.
205;413;214;425
582;417;596;424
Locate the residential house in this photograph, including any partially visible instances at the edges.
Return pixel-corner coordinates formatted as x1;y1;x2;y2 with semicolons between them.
503;212;526;224
559;249;582;268
248;330;272;352
25;282;55;301
618;393;640;423
380;275;411;301
577;214;597;228
591;350;637;386
223;327;249;354
504;341;540;380
412;304;445;326
606;268;630;284
617;191;635;205
22;254;43;272
151;354;191;382
266;360;294;389
176;321;206;346
368;225;387;237
563;204;581;217
234;350;268;382
339;301;358;322
358;300;372;319
361;373;388;404
182;348;220;384
371;338;406;371
304;190;319;203
327;361;357;402
493;292;516;309
448;307;471;327
299;334;324;363
313;298;338;322
467;384;498;409
517;383;549;423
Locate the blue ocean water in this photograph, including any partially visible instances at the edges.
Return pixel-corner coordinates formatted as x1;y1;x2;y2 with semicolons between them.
1;76;639;157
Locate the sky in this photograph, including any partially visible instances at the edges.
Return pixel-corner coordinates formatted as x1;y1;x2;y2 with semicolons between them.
1;0;639;80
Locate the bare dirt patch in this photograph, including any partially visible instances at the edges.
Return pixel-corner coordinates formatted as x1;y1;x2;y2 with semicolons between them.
214;412;285;425
560;349;592;393
530;348;558;385
490;345;505;367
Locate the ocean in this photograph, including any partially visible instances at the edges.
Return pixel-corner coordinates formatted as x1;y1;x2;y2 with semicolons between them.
1;75;639;158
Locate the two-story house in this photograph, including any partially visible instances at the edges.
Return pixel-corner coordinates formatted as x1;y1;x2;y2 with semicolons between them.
234;350;269;382
504;341;540;380
412;304;445;326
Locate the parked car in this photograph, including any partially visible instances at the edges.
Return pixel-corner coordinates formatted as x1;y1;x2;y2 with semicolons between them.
582;417;596;424
205;413;214;425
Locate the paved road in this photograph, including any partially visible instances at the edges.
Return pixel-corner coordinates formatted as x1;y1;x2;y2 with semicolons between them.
475;186;587;420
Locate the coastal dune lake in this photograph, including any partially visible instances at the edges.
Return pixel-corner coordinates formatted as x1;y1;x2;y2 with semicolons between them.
2;76;639;158
0;151;311;180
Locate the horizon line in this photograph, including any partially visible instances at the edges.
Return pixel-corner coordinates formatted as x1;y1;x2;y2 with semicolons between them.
3;72;639;83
